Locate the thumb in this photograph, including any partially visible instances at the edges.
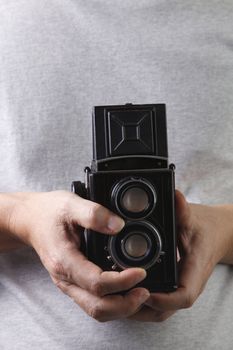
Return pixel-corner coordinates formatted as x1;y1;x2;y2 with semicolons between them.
70;194;125;235
175;189;193;258
175;189;192;229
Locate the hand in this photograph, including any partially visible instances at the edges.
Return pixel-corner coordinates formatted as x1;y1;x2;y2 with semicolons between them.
8;191;150;321
129;190;233;322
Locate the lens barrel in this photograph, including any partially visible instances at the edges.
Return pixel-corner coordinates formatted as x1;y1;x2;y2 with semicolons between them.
108;221;162;270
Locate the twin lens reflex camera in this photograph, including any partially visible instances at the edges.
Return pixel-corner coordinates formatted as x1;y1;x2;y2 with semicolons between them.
72;103;177;292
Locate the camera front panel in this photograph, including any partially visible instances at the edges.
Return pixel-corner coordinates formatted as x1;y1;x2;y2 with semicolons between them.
86;168;177;292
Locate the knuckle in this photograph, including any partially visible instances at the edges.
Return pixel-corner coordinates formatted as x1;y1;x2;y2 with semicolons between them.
87;203;104;227
88;304;106;322
90;277;104;297
154;313;169;323
122;299;138;318
183;292;195;309
45;255;66;278
54;279;69;294
51;192;74;222
58;196;72;219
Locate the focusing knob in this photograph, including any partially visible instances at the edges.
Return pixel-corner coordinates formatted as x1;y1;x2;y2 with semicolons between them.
71;181;87;198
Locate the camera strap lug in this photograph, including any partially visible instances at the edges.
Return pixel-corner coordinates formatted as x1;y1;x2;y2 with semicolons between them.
84;167;91;190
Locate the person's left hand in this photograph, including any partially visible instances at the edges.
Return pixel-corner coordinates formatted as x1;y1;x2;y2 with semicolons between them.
128;190;233;322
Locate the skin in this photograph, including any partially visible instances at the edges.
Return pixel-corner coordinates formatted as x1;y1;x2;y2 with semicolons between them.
0;190;233;322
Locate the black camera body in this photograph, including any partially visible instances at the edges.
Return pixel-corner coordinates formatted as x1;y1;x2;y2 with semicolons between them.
72;104;177;292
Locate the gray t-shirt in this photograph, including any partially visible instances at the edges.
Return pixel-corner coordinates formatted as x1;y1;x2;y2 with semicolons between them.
0;1;233;349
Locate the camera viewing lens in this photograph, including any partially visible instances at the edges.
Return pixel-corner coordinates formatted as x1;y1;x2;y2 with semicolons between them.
111;177;157;219
121;187;149;213
124;233;148;258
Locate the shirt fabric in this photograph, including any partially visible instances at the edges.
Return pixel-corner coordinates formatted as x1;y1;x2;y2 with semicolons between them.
0;1;233;349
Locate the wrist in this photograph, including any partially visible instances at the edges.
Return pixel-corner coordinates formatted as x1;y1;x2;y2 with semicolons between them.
189;203;233;266
214;205;233;265
0;192;31;244
0;192;31;251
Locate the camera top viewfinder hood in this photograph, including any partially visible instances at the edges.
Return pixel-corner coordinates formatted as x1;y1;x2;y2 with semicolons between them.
92;103;169;171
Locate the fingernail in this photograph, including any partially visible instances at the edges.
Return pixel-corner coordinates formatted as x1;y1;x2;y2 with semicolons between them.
138;269;147;279
107;215;125;233
134;268;147;283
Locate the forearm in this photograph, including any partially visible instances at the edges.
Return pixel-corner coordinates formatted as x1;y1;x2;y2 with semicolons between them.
215;204;233;265
190;202;233;265
1;192;233;265
0;193;27;252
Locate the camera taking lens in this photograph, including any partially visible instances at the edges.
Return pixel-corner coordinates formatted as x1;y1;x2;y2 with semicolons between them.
123;233;148;258
72;103;177;292
108;221;162;270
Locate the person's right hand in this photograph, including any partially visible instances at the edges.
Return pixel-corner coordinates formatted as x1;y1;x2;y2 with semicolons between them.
6;191;149;321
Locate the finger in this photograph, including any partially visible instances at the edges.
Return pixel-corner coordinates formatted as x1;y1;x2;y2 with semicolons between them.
70;194;125;234
56;281;150;322
145;288;191;311
128;305;176;322
145;191;212;313
175;190;192;257
175;189;191;229
145;253;209;311
58;248;147;296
